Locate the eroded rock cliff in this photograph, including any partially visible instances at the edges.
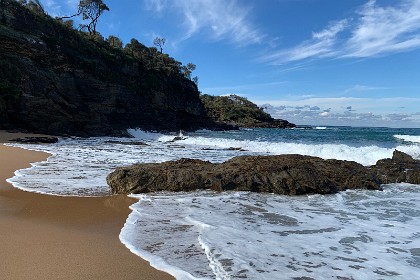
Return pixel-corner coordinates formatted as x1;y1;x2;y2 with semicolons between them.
0;1;227;136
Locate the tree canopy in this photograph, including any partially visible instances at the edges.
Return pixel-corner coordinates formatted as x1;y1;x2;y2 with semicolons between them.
153;37;166;53
78;0;109;35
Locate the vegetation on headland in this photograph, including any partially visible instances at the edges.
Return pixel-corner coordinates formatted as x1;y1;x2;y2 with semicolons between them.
200;94;295;128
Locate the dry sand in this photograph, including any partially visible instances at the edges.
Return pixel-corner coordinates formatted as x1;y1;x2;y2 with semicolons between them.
0;131;174;280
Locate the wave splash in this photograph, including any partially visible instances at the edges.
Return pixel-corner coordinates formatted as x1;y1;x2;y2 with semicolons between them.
394;134;420;144
7;129;420;196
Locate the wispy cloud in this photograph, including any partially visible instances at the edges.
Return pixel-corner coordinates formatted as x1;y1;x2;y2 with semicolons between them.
345;0;420;58
342;84;389;94
262;0;420;64
145;0;264;45
41;0;79;16
43;0;62;16
261;20;348;64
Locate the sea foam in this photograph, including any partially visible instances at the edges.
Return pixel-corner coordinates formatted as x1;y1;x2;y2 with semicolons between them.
394;134;420;144
122;184;420;279
5;129;420;196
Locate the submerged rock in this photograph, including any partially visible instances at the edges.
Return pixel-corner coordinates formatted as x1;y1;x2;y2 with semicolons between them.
105;140;149;146
107;154;382;195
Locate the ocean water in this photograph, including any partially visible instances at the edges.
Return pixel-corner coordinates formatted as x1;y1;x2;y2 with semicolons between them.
5;126;420;279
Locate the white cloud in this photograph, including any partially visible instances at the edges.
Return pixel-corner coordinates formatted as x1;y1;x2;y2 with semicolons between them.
43;0;62;16
259;96;420;127
261;20;347;64
41;0;79;16
145;0;165;12
345;0;420;58
262;0;420;64
342;84;390;94
145;0;264;45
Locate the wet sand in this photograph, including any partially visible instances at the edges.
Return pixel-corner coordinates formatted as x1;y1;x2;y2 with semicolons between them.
0;131;174;280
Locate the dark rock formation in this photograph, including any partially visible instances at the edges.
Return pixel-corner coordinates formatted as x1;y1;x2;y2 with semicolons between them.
9;136;59;144
104;140;149;146
0;2;231;136
107;155;381;195
246;119;296;129
107;150;420;196
371;150;420;184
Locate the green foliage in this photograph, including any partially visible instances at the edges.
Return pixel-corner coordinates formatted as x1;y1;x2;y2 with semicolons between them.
1;0;196;92
182;62;196;79
106;35;123;49
200;94;273;125
153;37;166;53
78;0;109;35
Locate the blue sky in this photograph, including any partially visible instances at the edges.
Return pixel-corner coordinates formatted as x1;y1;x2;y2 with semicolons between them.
42;0;420;127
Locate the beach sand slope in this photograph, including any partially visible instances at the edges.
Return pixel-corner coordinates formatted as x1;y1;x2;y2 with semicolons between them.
0;131;173;280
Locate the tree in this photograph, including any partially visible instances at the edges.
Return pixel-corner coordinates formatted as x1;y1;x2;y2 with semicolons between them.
124;38;148;58
153;37;166;53
78;0;109;35
182;62;196;79
192;76;199;85
106;35;123;49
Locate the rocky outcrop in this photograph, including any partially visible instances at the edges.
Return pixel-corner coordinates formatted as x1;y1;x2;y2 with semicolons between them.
107;155;382;195
200;94;295;129
245;119;296;129
9;136;59;144
0;2;231;136
371;150;420;184
107;150;420;196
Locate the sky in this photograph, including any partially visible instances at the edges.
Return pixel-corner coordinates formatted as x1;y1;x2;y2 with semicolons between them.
41;0;420;128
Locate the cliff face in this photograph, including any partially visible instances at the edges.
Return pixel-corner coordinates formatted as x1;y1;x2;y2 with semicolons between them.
0;2;221;136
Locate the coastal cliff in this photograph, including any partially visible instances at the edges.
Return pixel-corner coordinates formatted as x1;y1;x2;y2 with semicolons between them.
0;1;228;136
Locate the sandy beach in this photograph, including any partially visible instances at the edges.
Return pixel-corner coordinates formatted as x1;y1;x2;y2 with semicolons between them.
0;131;174;280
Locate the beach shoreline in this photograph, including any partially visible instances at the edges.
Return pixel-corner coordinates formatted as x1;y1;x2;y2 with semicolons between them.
0;131;174;280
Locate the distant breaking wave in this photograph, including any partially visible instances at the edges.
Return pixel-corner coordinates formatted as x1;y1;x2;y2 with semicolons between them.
394;134;420;144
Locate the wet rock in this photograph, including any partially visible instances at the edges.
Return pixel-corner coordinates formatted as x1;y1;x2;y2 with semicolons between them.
371;150;420;184
9;137;59;144
107;154;381;195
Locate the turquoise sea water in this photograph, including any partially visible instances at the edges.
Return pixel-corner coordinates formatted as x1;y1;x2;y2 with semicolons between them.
6;126;420;279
